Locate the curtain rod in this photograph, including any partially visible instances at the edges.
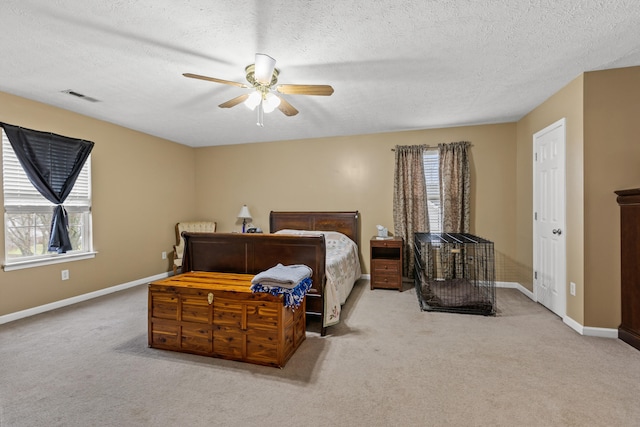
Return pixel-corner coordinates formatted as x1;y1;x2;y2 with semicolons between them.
390;142;473;151
390;145;434;152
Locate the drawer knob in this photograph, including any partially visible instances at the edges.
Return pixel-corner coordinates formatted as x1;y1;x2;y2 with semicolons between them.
207;292;214;305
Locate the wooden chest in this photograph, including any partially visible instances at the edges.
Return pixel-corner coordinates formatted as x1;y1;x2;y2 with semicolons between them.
148;272;306;367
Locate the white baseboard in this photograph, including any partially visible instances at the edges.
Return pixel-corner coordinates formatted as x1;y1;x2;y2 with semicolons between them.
581;326;618;339
496;281;536;301
0;272;170;325
563;315;618;338
563;315;584;335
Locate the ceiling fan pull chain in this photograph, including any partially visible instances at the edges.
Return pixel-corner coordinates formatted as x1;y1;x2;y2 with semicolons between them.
257;100;264;127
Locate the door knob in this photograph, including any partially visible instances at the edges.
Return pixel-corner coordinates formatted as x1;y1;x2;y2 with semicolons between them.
552;228;562;235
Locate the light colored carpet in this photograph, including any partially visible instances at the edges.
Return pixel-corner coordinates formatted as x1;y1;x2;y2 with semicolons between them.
1;280;640;427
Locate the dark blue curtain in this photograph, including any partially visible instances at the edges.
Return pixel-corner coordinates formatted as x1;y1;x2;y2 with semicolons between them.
1;123;94;253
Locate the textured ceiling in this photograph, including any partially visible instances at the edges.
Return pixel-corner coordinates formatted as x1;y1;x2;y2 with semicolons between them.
2;1;640;147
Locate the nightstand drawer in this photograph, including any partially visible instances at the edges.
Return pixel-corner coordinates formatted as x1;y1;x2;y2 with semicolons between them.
372;259;400;274
371;274;401;288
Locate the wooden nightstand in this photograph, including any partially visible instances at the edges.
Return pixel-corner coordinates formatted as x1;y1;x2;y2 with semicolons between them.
370;236;403;291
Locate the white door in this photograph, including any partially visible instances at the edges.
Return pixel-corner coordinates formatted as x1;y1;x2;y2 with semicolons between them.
533;118;566;318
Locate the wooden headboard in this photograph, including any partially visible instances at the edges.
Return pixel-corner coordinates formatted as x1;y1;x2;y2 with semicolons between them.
269;211;360;246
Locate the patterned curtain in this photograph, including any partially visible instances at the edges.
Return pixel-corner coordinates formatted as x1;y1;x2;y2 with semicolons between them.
439;141;471;233
439;141;471;279
393;145;429;276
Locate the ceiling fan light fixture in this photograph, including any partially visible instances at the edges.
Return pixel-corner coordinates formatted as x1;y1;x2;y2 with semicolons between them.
184;53;332;123
262;93;281;113
244;91;261;110
254;53;276;85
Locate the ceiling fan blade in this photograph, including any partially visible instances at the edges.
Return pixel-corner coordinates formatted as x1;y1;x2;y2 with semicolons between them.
183;73;248;88
219;93;250;109
276;84;334;96
276;96;299;116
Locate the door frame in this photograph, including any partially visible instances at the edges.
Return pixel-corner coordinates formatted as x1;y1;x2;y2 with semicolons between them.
532;118;567;318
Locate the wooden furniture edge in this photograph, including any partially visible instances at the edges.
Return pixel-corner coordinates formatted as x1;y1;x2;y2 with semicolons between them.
148;271;305;367
181;232;327;334
269;210;360;247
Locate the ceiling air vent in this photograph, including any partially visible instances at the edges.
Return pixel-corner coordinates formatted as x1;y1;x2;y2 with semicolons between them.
61;89;100;103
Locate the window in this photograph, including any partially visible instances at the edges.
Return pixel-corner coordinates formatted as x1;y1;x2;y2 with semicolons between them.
2;130;93;269
423;149;441;233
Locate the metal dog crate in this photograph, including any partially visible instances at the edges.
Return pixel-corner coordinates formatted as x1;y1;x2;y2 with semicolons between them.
414;233;495;315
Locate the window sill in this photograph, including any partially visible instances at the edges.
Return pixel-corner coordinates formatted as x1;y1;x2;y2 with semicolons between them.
3;251;97;272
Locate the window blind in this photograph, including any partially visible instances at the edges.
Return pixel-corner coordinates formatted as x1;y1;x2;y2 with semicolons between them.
2;132;91;208
423;149;441;233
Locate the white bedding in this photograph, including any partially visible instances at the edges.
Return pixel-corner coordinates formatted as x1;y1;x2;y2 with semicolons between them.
274;229;362;327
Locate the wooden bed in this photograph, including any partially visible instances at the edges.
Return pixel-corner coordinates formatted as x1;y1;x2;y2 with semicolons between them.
181;211;360;335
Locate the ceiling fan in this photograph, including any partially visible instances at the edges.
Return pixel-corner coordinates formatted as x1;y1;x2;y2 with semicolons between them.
184;53;334;127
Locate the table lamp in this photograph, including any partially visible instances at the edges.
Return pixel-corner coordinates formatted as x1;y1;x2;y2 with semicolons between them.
237;205;252;233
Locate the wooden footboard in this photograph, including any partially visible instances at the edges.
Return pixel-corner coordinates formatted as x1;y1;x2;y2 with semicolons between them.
181;232;327;332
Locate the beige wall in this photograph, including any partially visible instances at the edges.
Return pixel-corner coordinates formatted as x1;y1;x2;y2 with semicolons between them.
515;75;585;323
194;124;518;276
0;93;519;317
583;66;640;328
0;92;196;316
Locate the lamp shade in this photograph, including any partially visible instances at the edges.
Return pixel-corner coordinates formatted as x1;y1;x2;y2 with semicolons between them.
254;53;276;85
262;93;281;113
237;205;252;219
244;91;261;110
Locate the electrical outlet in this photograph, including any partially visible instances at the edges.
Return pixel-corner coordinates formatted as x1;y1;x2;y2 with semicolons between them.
161;251;167;260
570;282;576;296
61;269;69;280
